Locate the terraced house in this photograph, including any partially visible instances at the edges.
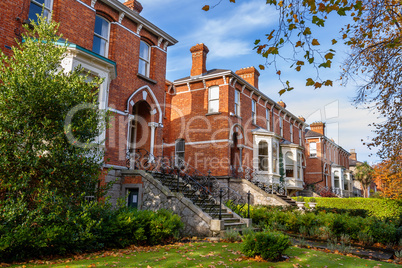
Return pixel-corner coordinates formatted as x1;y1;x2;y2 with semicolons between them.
164;43;308;200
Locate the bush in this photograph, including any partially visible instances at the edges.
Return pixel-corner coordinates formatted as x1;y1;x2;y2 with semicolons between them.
298;197;402;222
241;231;291;261
0;201;183;262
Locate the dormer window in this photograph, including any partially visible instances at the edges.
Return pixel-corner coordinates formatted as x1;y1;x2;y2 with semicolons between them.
92;16;110;57
28;0;53;22
139;40;151;77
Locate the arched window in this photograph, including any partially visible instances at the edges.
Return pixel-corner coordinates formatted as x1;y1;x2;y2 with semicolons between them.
272;142;278;173
334;171;340;188
92;15;110;57
28;0;53;22
175;139;185;167
139;40;151;77
258;141;268;171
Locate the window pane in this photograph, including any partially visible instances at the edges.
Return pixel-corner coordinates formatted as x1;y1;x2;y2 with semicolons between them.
28;2;43;21
92;35;106;56
44;0;52;9
138;59;148;76
209;100;219;113
94;16;109;38
140;41;150;60
209;86;219;99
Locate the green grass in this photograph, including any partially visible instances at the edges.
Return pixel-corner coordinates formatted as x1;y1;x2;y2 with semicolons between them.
8;242;400;268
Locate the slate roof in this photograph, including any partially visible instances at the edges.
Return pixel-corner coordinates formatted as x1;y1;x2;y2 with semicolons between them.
174;69;230;82
305;129;323;137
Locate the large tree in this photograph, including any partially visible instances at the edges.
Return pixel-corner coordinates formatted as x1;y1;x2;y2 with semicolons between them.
373;159;402;199
354;161;374;198
204;0;402;167
0;16;108;214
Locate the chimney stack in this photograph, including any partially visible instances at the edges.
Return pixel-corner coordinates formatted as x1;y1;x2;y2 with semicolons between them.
277;100;286;109
235;66;260;89
190;43;209;76
350;149;357;161
310;122;326;136
298;116;306;122
124;0;143;13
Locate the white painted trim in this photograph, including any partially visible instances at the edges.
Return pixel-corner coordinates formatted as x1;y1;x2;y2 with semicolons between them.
103;164;127;169
75;0;96;11
152;45;167;54
108;107;127;116
163;139;230;147
126;85;163;124
111;22;140;38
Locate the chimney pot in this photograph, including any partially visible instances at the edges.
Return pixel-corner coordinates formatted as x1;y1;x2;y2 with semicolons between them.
277;100;286;108
124;0;143;13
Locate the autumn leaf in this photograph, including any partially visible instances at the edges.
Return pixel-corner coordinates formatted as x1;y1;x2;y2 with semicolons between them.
276;70;281;75
306;78;315;86
312;39;320;46
202;5;209;11
259;64;265;70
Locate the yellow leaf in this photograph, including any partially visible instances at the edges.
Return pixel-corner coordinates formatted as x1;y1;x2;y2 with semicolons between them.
312;39;320;46
259;64;265;70
314;82;322;89
295;41;302;47
202;5;210;11
296;60;304;65
332;39;337;45
230;0;235;2
278;1;283;7
296;66;301;71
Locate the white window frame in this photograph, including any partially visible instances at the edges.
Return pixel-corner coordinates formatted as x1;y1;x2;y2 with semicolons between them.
175;139;185;167
93;15;110;57
310;142;317;157
266;109;270;131
279;117;283;137
290;124;293;143
208;86;220;113
299;129;302;146
252;100;256;124
139;40;151;77
297;152;302;179
29;0;53;22
234;90;240;116
272;142;279;173
258;141;269;171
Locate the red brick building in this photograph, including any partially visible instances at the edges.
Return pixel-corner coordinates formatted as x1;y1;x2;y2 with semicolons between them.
304;122;352;197
1;0;178;207
164;44;308;195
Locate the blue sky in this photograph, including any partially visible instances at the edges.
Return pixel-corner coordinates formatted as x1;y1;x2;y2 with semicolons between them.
133;0;381;164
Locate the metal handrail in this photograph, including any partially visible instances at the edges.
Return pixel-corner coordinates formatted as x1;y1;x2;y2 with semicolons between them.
125;149;248;218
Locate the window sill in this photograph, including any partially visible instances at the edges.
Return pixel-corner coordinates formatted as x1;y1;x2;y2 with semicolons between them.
137;73;157;84
206;112;221;116
252;123;259;128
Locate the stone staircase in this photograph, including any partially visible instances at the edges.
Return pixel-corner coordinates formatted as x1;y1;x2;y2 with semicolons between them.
276;194;297;207
151;172;246;230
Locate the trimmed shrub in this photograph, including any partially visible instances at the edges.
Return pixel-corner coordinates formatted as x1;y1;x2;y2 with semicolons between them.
241;231;291;261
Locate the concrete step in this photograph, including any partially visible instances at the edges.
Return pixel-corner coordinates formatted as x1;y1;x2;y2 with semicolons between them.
224;222;247;230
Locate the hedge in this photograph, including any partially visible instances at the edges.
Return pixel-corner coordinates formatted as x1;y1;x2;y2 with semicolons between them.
294;197;402;221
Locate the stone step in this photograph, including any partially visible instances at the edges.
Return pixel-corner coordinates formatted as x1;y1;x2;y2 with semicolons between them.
224;222;247;229
223;218;242;224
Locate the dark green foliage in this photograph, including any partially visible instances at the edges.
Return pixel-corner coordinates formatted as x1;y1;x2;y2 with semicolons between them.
247;205;401;245
241;231;291;261
293;197;402;222
0;202;183;262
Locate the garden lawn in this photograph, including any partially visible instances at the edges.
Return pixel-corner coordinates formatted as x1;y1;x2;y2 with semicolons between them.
7;242;400;268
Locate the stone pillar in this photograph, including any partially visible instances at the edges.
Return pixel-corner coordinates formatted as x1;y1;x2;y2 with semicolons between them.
148;122;158;162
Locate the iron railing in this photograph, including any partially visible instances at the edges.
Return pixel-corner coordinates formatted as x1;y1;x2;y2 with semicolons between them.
126;149;249;218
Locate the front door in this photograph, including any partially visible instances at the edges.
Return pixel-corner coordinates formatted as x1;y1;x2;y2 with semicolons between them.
127;188;139;209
